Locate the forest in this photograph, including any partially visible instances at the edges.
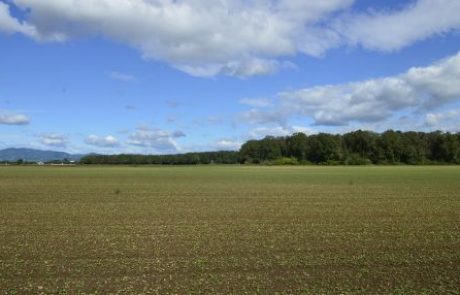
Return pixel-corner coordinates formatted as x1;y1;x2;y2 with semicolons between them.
80;130;460;165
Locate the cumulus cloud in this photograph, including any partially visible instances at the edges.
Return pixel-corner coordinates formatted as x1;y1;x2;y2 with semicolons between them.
127;126;185;153
40;133;67;147
3;0;340;76
236;51;460;132
405;53;460;107
0;110;30;125
274;50;460;126
4;0;459;77
85;135;120;147
281;77;417;126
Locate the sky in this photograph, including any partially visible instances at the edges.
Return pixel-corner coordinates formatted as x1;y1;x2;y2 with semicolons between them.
1;0;460;155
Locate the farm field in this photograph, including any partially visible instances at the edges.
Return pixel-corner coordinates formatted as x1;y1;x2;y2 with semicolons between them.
0;166;459;294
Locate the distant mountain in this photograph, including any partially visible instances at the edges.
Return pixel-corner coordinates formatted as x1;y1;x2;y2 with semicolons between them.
0;148;84;162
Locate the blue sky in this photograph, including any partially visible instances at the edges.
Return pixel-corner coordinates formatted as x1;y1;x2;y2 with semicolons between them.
1;0;460;154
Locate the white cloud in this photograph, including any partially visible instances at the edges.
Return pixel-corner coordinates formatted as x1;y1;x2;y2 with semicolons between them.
223;59;295;78
3;1;460;77
336;0;460;51
127;126;185;153
239;98;272;108
425;109;460;131
7;0;346;76
214;139;242;151
405;53;460;107
0;2;65;41
239;108;289;126
40;133;67;147
235;51;460;132
109;71;135;81
85;135;120;147
291;125;317;135
281;77;417;126
0;2;38;38
250;126;316;138
0;110;30;125
250;126;292;138
176;58;290;78
183;138;243;153
277;50;460;126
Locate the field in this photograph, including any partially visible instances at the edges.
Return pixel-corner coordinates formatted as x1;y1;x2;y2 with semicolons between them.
1;166;459;294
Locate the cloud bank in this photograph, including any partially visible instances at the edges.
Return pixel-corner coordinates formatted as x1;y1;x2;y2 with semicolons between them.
242;50;460;129
1;0;460;77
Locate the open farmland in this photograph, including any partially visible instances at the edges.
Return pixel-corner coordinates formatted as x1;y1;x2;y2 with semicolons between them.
0;166;459;294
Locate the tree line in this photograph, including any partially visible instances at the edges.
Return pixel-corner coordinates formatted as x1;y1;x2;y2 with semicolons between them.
80;130;460;165
80;151;240;165
240;130;460;165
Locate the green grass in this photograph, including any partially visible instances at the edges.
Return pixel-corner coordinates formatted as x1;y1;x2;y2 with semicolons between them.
1;166;459;294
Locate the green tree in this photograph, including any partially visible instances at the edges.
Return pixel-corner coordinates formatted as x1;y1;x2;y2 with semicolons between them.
306;133;342;164
286;132;308;162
